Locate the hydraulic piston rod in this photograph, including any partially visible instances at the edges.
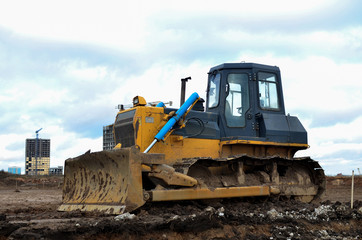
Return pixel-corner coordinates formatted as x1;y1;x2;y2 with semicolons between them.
144;92;200;153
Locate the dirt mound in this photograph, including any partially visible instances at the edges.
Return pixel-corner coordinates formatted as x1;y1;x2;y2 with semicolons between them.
0;172;63;190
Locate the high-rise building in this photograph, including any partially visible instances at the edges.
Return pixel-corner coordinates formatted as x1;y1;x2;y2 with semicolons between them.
25;138;50;175
8;167;21;175
103;124;115;150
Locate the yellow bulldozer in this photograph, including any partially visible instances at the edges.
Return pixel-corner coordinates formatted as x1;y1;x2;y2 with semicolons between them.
58;62;325;214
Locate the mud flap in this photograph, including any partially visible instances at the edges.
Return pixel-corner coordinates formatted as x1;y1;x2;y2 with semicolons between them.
58;148;145;214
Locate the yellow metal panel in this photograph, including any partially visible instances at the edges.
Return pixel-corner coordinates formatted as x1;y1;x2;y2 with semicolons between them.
150;138;220;163
148;164;198;187
151;186;270;201
134;106;165;152
220;139;308;158
220;139;309;149
133;107;220;164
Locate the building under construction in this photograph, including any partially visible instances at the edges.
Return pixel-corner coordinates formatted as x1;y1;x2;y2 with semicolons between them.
103;124;115;150
25;138;50;175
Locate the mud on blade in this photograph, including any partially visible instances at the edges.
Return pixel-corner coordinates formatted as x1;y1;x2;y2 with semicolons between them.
58;148;145;214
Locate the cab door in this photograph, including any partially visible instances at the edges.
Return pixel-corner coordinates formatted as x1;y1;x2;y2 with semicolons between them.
222;70;257;138
206;69;257;139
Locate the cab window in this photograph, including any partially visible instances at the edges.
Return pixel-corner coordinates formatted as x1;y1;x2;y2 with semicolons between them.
258;72;279;110
225;73;249;127
207;73;221;108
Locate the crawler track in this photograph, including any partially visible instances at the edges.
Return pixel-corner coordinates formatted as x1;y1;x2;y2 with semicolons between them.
175;155;325;202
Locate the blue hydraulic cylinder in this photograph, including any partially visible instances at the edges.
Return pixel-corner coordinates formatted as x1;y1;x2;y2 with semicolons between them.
155;102;165;107
155;92;199;141
143;92;199;153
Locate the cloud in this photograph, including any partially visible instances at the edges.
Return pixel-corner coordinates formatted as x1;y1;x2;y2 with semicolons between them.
298;117;362;175
2;1;360;65
1;0;362;175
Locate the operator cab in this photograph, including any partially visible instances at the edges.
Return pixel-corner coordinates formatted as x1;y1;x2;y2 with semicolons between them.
206;63;306;144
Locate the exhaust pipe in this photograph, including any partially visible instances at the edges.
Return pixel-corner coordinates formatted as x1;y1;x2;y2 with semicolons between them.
180;77;191;106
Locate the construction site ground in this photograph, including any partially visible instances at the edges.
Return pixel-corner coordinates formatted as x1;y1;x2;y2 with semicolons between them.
0;172;361;240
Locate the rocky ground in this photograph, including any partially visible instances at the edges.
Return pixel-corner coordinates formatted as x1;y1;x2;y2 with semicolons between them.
0;172;361;240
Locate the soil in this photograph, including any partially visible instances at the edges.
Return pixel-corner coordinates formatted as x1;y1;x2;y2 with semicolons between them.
0;172;361;240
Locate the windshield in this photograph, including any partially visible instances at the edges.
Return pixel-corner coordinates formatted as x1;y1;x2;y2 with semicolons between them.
207;73;221;108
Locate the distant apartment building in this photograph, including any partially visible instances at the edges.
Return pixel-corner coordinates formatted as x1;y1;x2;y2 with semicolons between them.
49;166;63;175
103;124;115;150
8;167;21;175
25;138;50;175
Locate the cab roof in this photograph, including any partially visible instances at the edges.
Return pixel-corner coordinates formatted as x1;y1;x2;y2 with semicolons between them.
208;62;280;73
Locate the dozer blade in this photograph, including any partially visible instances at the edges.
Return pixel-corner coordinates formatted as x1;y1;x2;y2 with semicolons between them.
58;147;145;214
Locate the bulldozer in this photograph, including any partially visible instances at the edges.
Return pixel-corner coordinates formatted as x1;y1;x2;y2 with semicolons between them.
59;62;325;214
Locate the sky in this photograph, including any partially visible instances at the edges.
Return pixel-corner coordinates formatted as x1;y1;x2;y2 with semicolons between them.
0;0;361;175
